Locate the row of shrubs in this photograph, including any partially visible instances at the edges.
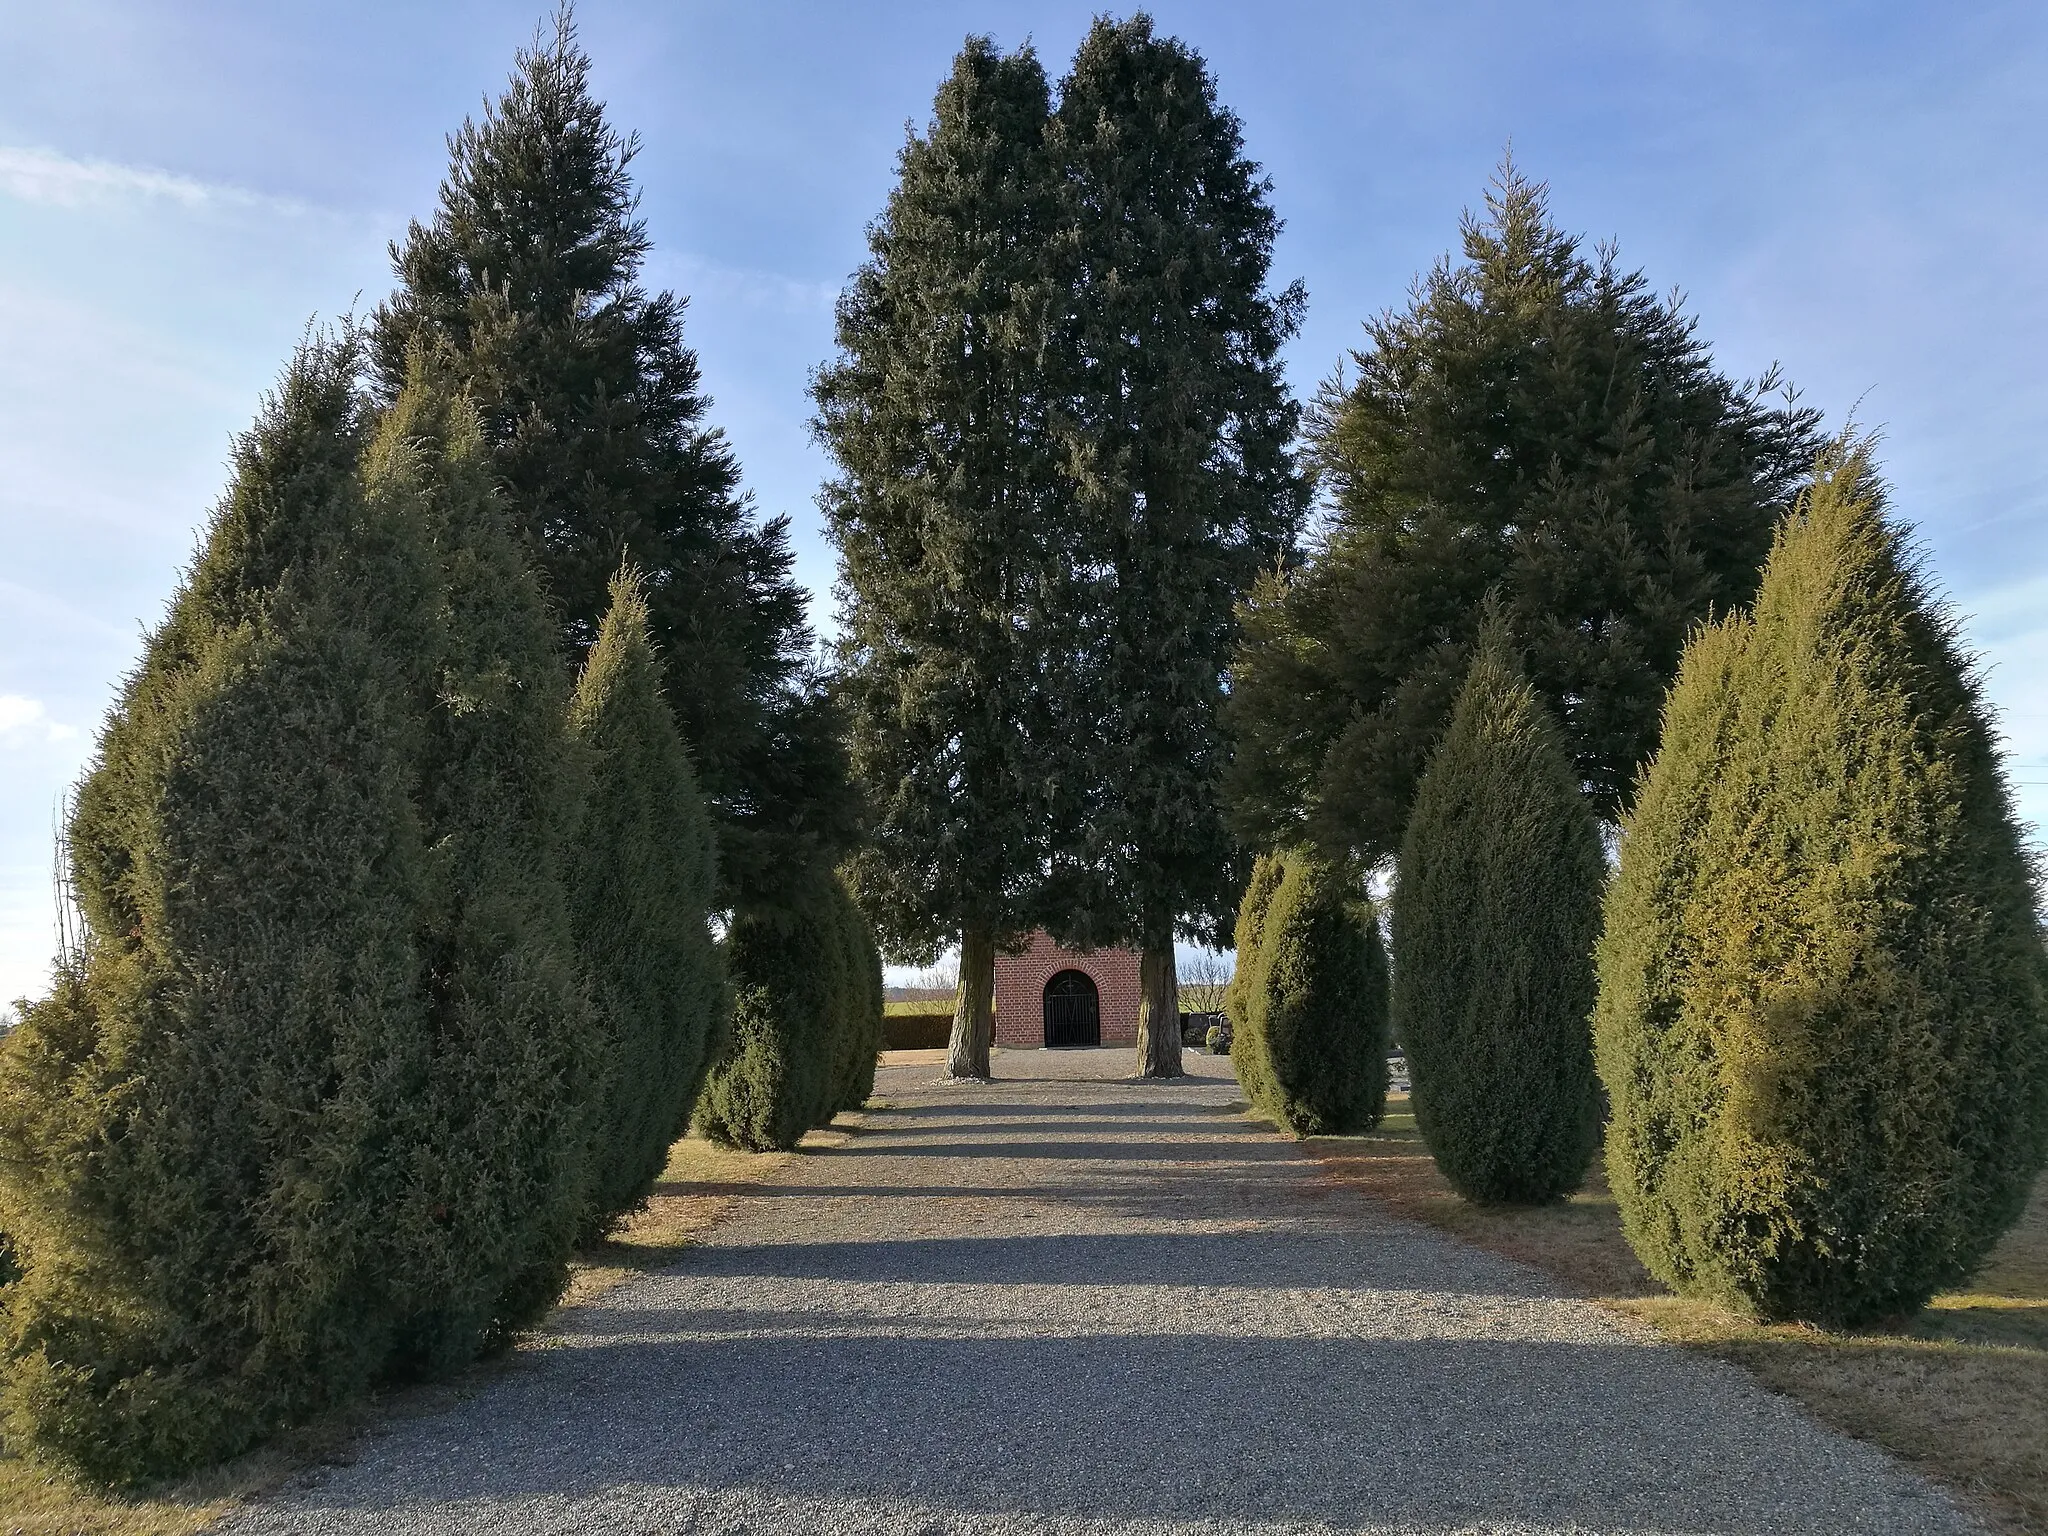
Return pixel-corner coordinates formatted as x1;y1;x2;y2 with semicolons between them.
1229;444;2048;1329
0;339;881;1486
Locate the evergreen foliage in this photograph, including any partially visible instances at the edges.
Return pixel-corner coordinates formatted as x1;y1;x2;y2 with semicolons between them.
827;879;885;1114
1226;161;1824;865
696;866;882;1151
358;368;597;1375
1392;622;1604;1204
696;878;842;1153
375;9;855;903
1044;17;1308;1075
567;568;727;1234
1595;441;2048;1326
1234;850;1390;1136
0;346;600;1483
1224;852;1285;1108
0;336;432;1482
814;37;1066;1078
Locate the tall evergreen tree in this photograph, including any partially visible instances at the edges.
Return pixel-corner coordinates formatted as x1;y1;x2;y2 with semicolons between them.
1048;16;1308;1077
374;9;855;903
814;37;1067;1079
1225;161;1823;865
1597;441;2048;1325
567;568;727;1235
0;335;431;1483
1392;619;1604;1204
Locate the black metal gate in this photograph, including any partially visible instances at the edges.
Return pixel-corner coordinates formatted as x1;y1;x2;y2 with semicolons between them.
1043;970;1100;1048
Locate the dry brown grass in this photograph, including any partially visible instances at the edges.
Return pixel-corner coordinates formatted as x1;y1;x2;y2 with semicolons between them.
1308;1095;2048;1536
555;1130;810;1308
0;1127;815;1535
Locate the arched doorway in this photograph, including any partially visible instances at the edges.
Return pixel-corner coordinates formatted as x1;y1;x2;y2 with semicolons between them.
1043;969;1101;1048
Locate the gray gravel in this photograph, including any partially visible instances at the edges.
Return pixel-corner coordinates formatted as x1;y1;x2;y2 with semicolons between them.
227;1049;1982;1535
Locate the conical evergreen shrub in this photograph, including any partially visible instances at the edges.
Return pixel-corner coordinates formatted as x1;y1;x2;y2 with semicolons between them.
567;568;727;1234
827;878;884;1115
1225;852;1285;1108
363;369;598;1372
1392;626;1604;1203
1236;850;1390;1135
1596;440;2048;1326
696;875;842;1152
0;334;435;1483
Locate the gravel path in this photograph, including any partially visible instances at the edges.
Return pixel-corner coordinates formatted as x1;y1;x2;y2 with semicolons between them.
229;1050;1981;1536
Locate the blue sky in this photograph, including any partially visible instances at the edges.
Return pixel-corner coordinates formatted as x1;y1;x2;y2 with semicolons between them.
3;1;2045;1002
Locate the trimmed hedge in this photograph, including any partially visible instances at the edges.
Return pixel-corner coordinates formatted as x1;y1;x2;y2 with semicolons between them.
1392;626;1604;1204
1234;849;1390;1135
1596;441;2048;1326
567;569;728;1235
883;1008;952;1050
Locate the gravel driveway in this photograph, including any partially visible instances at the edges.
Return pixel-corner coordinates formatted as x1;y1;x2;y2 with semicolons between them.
228;1049;1981;1535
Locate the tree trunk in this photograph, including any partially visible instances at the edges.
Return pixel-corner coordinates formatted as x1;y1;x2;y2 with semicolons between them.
947;924;996;1079
1137;941;1183;1078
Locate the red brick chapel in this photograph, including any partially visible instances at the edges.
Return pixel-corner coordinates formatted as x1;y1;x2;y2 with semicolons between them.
992;931;1143;1049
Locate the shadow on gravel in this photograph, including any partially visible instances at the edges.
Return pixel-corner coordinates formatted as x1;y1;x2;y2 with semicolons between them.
859;1100;1242;1120
813;1138;1292;1163
228;1071;1977;1536
833;1117;1270;1139
643;1229;1571;1296
264;1329;1966;1536
647;1181;1280;1203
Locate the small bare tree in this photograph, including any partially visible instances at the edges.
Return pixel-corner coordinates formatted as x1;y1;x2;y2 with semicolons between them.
1177;948;1232;1015
914;952;960;994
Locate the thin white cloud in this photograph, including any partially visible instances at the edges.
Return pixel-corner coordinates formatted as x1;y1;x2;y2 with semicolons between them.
0;144;307;217
0;696;80;747
667;253;839;317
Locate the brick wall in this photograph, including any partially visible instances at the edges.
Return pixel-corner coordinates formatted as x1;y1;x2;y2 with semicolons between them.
992;930;1143;1048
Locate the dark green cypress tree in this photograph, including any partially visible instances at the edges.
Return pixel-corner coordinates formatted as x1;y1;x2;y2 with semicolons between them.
1047;17;1308;1077
1596;441;2048;1326
0;334;434;1483
695;882;840;1154
1226;160;1824;866
363;370;598;1372
827;877;885;1114
375;9;855;905
1235;850;1389;1136
1392;620;1604;1204
1224;852;1285;1107
567;568;727;1234
814;36;1067;1080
